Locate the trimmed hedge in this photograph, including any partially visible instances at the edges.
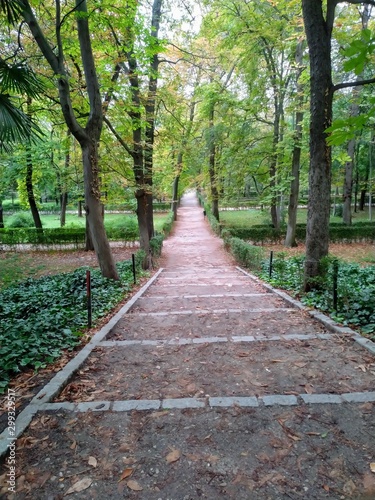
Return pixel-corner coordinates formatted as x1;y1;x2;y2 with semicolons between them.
227;237;265;271
224;223;375;244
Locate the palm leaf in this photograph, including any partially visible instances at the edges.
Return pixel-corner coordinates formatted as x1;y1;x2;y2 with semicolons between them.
0;93;44;152
0;59;45;98
0;0;24;25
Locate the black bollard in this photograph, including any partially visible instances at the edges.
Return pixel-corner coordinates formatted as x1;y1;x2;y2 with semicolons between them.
132;253;136;284
269;251;274;278
86;270;92;329
333;260;338;312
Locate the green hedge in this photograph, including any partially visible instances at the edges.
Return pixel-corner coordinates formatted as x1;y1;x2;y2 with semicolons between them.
224;223;375;244
0;225;140;249
227;237;265;271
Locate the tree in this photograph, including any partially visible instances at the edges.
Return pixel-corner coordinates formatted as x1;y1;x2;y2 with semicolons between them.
285;39;306;247
11;0;119;279
102;0;163;267
302;0;375;290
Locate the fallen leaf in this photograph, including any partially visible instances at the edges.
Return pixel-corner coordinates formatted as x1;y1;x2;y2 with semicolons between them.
323;484;330;492
271;359;286;363
251;380;268;387
166;449;181;464
370;463;375;473
363;472;375;492
306;432;321;436
357;364;367;372
88;456;97;468
69;440;77;450
119;468;134;482
343;479;356;495
304;384;314;394
127;480;143;491
65;477;92;495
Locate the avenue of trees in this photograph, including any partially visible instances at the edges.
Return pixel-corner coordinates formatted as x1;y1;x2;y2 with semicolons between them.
1;0;375;289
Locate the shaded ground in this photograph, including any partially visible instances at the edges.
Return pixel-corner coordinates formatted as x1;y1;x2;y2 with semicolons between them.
1;192;375;499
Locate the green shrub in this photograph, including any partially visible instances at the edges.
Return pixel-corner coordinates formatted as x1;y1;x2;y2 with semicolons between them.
6;212;34;228
105;216;139;240
161;211;174;236
150;234;164;257
228;237;265;271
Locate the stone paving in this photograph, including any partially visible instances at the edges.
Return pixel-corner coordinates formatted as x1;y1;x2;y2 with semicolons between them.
1;191;375;499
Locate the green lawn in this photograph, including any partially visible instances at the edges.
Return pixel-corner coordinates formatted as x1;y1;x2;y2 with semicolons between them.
2;212;170;232
220;207;373;227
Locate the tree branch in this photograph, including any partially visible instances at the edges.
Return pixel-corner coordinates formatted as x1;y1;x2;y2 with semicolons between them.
333;77;375;92
103;116;134;157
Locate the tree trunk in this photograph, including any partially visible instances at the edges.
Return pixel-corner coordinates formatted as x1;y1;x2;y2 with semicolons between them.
209;106;220;221
60;192;68;227
343;136;356;225
0;203;4;229
302;0;334;291
136;189;152;268
172;175;179;221
25;146;43;230
82;140;118;278
285;111;303;247
21;0;118;279
285;40;304;247
343;7;369;225
172;151;182;221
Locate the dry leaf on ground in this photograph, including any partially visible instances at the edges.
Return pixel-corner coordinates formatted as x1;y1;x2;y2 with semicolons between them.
166;449;181;463
65;477;92;495
127;479;143;491
119;468;134;482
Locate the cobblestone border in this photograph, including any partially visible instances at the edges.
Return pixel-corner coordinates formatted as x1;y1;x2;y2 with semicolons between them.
27;390;375;413
236;266;375;357
0;269;164;458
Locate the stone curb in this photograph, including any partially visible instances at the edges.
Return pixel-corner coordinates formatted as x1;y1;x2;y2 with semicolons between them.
99;332;336;348
5;392;374;417
236;266;375;357
0;268;164;458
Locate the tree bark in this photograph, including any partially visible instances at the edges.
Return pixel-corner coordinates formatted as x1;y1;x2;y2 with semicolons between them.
209;106;220;221
25;145;43;230
0;203;4;229
302;0;334;291
285;40;305;247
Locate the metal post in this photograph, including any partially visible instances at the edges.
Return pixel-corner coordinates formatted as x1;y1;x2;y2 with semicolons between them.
86;270;92;329
132;253;136;284
333;260;338;312
269;251;274;278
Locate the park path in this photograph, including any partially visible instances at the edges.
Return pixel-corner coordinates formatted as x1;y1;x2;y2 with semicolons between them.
1;191;375;499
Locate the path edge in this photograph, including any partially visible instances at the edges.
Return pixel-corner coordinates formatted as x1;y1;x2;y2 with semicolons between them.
0;268;164;458
236;266;375;356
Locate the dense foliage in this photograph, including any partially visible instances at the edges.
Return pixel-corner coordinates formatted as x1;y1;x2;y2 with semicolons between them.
259;255;375;340
0;256;145;393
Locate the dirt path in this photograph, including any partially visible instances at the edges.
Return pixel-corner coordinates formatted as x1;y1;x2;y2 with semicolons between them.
1;192;375;499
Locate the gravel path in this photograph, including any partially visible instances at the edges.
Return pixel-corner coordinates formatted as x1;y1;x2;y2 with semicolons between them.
1;191;375;499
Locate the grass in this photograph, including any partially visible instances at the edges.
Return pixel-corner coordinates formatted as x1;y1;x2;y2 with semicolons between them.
220;207;373;227
2;212;170;231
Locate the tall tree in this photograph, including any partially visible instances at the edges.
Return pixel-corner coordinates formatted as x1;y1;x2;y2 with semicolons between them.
6;0;119;279
103;0;163;267
302;0;375;290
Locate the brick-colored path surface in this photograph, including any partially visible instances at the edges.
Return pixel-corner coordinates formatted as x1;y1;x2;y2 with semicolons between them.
1;192;375;499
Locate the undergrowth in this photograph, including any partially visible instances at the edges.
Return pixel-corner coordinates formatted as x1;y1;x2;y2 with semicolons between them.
0;255;146;393
258;254;375;340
